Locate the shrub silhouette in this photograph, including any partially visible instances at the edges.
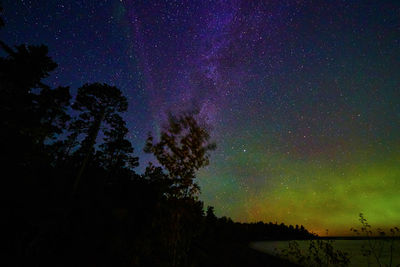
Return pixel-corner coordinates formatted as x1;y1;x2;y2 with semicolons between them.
350;213;400;267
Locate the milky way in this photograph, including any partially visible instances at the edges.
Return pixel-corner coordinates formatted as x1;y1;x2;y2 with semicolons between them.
2;0;399;235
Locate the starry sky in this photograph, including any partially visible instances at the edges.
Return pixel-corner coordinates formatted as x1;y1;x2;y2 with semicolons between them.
2;0;399;236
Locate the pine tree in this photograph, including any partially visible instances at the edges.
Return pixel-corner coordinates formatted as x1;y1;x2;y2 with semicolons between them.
70;83;128;195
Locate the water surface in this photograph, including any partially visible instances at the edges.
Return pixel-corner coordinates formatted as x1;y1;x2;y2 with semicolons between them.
251;240;400;266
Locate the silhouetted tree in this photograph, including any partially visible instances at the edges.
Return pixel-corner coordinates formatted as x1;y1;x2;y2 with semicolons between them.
70;83;128;194
98;115;138;174
0;35;77;266
0;42;70;172
0;43;57;90
206;206;217;224
143;112;215;266
144;112;216;198
36;86;71;145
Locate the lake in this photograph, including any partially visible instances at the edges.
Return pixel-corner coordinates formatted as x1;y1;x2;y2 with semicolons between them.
250;239;400;266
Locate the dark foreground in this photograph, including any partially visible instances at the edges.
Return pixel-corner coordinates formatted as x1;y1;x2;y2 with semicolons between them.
195;242;299;267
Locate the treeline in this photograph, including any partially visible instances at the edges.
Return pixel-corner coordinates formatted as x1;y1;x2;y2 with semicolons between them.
1;11;313;267
204;206;314;242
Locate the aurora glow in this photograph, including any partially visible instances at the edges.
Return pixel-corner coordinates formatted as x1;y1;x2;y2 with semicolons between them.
2;0;399;236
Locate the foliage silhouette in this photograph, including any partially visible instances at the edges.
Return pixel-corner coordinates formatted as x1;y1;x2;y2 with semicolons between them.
276;239;350;266
275;214;400;266
350;213;400;267
70;83;129;195
144;112;216;198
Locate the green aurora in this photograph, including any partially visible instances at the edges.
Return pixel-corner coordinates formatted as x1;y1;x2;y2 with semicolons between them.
199;138;400;236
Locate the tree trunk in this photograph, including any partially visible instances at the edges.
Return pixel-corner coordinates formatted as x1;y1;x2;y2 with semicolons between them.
72;108;105;196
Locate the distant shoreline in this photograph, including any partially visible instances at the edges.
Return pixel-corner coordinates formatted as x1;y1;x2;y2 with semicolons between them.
248;236;400;242
317;236;400;240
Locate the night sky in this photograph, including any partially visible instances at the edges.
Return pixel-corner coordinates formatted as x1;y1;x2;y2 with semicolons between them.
2;0;399;236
